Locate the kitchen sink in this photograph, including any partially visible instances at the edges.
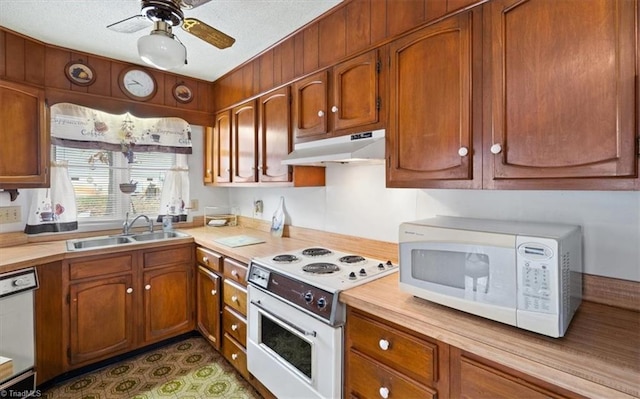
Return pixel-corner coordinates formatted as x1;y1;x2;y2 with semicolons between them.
66;231;190;251
130;231;189;241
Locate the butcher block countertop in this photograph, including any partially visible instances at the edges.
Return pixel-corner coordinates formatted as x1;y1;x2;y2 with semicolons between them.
340;274;640;399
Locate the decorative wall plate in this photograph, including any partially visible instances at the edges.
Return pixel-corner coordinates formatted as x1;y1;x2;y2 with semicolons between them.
173;83;194;103
64;60;96;86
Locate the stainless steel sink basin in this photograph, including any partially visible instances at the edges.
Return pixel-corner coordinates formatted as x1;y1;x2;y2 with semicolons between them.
130;231;189;241
67;235;134;251
66;231;190;251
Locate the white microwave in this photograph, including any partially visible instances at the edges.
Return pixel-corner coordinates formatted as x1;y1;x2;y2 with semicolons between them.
399;216;583;338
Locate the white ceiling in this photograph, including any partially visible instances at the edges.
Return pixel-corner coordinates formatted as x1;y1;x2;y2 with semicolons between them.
0;0;342;82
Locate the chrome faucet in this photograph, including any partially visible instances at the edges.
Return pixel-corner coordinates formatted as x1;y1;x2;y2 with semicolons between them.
122;213;153;235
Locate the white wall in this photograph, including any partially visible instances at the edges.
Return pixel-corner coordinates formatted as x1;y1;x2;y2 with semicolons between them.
226;163;640;282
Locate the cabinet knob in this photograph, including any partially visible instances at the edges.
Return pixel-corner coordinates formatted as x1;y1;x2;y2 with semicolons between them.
379;387;390;399
206;169;212;174
211;289;217;296
145;284;151;290
126;287;133;294
231;353;238;360
490;143;502;154
231;270;239;278
458;146;469;157
202;256;208;264
231;324;238;331
331;105;338;113
378;339;390;351
317;110;325;117
231;295;238;302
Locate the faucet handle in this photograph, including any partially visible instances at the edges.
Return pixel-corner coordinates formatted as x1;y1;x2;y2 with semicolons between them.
149;220;154;232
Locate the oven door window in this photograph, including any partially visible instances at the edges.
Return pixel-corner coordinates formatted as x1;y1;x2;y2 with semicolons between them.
258;310;312;380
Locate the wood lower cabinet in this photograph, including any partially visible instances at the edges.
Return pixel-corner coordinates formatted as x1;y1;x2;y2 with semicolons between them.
64;244;194;369
346;306;584;399
196;247;223;349
0;79;50;188
221;258;249;379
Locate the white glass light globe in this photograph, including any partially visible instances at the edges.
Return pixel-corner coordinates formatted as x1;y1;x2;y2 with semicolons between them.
138;32;186;70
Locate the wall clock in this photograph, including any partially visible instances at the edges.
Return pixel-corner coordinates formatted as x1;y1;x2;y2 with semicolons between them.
172;82;194;104
119;67;157;101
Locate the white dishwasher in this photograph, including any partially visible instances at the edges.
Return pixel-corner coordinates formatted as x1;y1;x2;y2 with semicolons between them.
0;268;38;397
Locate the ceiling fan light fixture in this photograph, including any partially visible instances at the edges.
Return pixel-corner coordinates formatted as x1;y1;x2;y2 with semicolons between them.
138;21;186;70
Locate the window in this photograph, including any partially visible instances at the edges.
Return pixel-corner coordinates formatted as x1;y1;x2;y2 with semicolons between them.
53;146;176;222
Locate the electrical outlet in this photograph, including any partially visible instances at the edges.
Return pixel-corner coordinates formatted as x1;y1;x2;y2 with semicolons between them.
253;199;264;217
189;199;199;211
0;206;21;224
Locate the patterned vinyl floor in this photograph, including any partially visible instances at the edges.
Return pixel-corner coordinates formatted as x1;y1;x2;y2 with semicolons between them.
41;337;262;399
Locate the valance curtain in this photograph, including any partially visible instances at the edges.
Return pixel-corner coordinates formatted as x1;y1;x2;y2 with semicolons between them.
24;161;78;234
50;103;192;154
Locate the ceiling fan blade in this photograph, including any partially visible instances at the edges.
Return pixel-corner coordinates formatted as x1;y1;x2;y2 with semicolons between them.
179;0;213;10
107;15;153;33
181;18;235;49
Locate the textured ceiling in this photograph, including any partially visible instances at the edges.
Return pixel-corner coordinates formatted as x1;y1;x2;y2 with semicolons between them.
0;0;342;82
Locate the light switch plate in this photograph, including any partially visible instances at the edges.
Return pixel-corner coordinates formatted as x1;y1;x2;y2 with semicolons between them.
0;206;21;224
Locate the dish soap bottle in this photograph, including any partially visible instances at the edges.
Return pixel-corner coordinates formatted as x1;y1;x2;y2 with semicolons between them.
270;196;285;237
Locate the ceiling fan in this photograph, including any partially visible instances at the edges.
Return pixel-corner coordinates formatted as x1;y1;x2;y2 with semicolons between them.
107;0;235;70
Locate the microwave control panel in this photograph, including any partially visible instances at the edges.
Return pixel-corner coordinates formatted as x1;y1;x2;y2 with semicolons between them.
517;238;557;314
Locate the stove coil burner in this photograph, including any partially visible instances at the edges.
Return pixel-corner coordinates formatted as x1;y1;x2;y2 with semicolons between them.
339;255;367;265
302;262;340;274
272;254;300;263
302;247;333;257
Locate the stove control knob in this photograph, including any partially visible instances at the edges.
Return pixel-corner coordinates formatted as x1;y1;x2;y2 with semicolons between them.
317;297;327;309
304;291;314;303
359;268;367;276
378;263;385;270
348;272;357;280
386;260;394;268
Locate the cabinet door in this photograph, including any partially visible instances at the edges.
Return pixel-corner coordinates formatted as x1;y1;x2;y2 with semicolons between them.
203;126;214;184
232;100;258;183
0;79;49;188
259;86;292;182
484;0;638;189
214;110;232;183
292;71;329;142
387;11;481;188
197;266;221;350
331;50;380;132
143;264;193;344
69;274;135;366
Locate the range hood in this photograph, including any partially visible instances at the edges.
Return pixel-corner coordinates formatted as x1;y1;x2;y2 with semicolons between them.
282;129;385;166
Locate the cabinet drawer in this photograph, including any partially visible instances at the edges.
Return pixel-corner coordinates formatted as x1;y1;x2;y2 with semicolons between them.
196;247;222;272
223;280;247;317
144;244;193;268
348;350;436;399
222;333;249;379
223;307;247;347
348;311;437;386
68;254;133;280
223;258;247;286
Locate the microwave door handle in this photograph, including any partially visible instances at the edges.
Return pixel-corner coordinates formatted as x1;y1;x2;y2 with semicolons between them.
250;300;317;338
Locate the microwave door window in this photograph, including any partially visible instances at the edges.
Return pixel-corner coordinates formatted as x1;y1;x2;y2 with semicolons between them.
412;250;466;289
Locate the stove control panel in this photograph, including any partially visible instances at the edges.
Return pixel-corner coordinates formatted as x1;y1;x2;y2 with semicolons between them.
248;265;270;289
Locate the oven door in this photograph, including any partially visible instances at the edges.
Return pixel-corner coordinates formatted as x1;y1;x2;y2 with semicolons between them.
247;286;342;399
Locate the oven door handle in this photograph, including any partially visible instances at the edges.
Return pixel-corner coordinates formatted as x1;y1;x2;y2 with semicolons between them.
251;300;317;338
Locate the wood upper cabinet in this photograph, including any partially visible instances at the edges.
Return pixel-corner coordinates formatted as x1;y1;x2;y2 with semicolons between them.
331;49;381;132
0;79;50;188
292;71;329;142
203;126;214;184
483;0;638;190
259;86;292;183
232;100;258;183
213;110;232;183
142;263;193;344
387;10;481;188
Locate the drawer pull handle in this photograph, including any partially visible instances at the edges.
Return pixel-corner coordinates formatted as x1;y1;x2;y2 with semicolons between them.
231;295;238;302
379;387;389;399
145;284;151;290
231;270;239;277
231;324;238;331
211;289;217;296
202;256;208;264
231;353;238;360
126;288;133;294
378;339;390;351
